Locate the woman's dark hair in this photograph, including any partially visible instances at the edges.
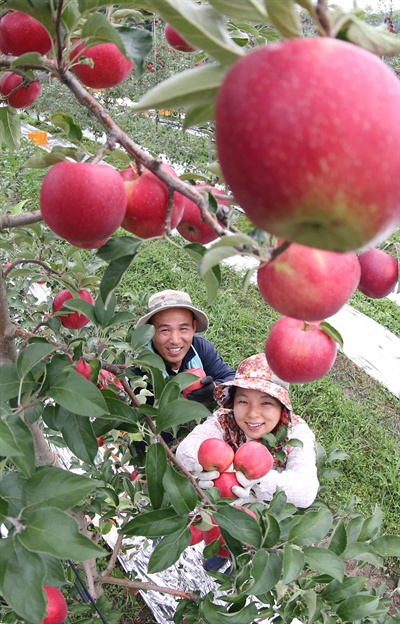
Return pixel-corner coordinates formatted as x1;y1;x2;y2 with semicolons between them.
224;385;237;409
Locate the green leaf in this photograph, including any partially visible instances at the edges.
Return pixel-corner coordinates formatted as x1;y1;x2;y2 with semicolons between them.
102;391;137;423
25;466;98;510
107;311;136;327
19;507;106;560
329;519;347;556
371;535;400;557
53;407;98;464
16;343;56;379
265;0;304;39
341;541;383;567
97;235;142;262
288;507;333;546
282;543;305;584
201;594;258;624
131;63;227;113
358;506;383;541
320;576;367;604
51;113;83;142
117;27;154;78
100;255;136;305
0;364;33;401
122;508;187;538
336;595;380;621
207;0;268;22
183;243;221;305
2;540;47;623
245;550;282;596
62;298;97;324
340;17;400;56
47;371;108;417
319;322;344;348
303;547;344;582
163;464;198;516
146;443;167;510
146;0;244;65
156;398;210;432
94;291;116;327
213;506;262;548
183;103;215;130
130;324;155;351
0;106;21;150
23;145;84;168
148;526;191;573
0;413;35;478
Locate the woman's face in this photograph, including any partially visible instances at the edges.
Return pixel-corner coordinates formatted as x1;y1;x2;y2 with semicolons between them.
233;387;282;439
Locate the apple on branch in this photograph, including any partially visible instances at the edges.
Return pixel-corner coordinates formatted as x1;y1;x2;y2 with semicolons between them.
357;248;399;299
164;24;197;53
71;41;133;89
202;519;230;558
0;71;41;109
120;163;185;239
257;243;361;321
0;11;52;56
40;161;127;248
42;586;68;624
177;185;231;245
213;471;240;499
265;317;338;383
215;37;400;252
52;289;94;330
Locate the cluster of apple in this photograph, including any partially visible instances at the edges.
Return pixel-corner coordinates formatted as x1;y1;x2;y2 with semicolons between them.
212;37;400;385
198;438;274;500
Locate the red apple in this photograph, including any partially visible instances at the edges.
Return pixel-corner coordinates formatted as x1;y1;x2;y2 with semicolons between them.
357;248;399;299
233;441;274;480
177;185;230;244
0;11;52;56
257;243;361;321
40;161;127;248
198;438;234;472
0;71;41;109
213;471;240;499
215;38;400;252
265;317;338;383
120;163;185;239
42;586;68;624
164;24;196;53
189;523;204;545
52;289;94;329
75;358;92;380
71;41;133;89
96;437;104;447
203;519;229;558
130;469;138;482
97;369;124;392
182;367;206;399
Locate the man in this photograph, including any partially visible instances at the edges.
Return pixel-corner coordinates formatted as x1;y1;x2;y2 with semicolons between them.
135;289;235;403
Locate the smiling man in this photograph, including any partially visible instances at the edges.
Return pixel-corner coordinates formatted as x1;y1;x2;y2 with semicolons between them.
134;290;235;403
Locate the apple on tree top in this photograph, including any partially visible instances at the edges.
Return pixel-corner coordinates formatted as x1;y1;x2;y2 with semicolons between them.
215;37;400;252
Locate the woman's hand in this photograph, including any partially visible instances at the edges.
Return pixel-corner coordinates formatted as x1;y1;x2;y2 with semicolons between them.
193;461;220;489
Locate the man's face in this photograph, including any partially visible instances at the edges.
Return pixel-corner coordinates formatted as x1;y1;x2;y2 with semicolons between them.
151;308;197;369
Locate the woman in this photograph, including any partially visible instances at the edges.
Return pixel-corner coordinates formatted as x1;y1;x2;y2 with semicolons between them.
176;353;319;509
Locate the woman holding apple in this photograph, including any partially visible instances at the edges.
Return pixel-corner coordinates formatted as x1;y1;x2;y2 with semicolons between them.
176;353;319;509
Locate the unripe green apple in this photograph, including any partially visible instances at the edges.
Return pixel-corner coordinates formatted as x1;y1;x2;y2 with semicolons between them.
215;38;400;252
71;41;133;89
0;71;41;108
40;162;127;248
0;11;52;56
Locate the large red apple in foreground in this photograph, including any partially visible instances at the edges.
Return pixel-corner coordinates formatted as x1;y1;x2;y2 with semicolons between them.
357;248;399;299
233;441;274;479
120;163;185;238
177;185;230;244
164;24;196;53
40;162;127;248
265;317;338;383
52;289;94;329
42;586;68;624
182;367;206;398
0;11;52;56
213;471;240;499
71;41;133;88
215;38;400;252
0;71;41;109
257;243;361;321
198;438;234;472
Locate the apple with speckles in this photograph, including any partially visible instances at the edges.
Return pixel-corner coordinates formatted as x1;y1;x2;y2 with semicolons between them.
215;38;400;252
